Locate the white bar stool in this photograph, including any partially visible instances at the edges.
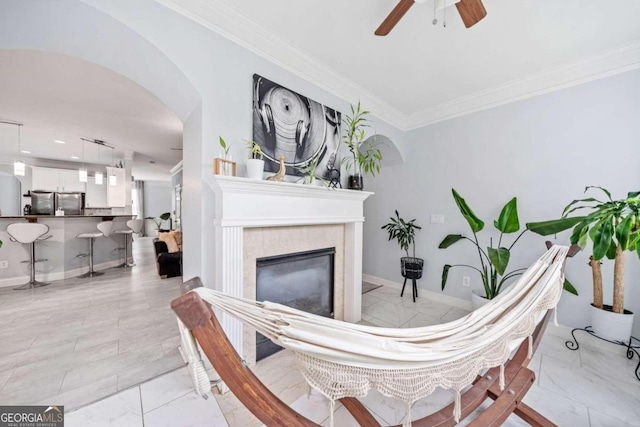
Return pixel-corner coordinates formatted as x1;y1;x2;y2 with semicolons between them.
7;222;52;290
114;219;143;268
77;220;113;278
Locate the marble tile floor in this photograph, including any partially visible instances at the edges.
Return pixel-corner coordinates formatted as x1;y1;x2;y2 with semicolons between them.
67;284;640;426
0;237;184;410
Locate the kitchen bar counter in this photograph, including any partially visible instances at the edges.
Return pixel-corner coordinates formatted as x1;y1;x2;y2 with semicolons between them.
0;214;134;221
0;215;135;287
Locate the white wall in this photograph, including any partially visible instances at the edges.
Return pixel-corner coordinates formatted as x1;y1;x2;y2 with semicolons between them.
143;181;172;224
363;69;640;333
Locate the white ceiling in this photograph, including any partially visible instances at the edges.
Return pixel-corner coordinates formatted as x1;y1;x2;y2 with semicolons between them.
158;0;640;129
0;50;183;181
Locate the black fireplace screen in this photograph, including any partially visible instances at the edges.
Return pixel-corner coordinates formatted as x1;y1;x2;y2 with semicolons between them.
256;247;335;361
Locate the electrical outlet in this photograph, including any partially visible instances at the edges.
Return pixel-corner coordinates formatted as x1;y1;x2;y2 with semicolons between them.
0;260;8;269
462;276;471;287
430;214;445;224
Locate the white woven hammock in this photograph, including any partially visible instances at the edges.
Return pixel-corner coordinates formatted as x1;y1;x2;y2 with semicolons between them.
177;245;569;426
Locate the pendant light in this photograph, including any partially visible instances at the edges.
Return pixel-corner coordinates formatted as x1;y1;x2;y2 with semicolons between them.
79;138;87;182
13;123;25;176
109;147;117;186
95;145;103;185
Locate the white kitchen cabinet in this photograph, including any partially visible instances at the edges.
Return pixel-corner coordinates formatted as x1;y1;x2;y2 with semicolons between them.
32;167;86;192
59;169;86;192
85;178;108;208
106;167;126;207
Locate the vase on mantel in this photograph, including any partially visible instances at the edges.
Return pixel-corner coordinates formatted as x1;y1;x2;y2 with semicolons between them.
246;158;265;180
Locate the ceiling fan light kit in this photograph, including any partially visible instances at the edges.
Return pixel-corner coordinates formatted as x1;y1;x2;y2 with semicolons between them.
375;0;486;36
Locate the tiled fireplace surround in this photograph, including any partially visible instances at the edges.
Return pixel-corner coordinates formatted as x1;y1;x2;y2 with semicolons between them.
209;176;372;367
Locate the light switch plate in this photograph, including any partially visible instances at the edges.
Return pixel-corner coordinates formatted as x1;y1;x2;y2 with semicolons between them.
431;214;445;224
0;260;8;269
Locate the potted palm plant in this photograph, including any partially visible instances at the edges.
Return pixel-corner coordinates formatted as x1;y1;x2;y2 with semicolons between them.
342;102;383;190
246;140;265;180
381;210;423;301
526;187;640;343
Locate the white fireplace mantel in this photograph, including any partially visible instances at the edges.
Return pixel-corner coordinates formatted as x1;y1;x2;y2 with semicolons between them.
208;175;372;228
206;175;373;363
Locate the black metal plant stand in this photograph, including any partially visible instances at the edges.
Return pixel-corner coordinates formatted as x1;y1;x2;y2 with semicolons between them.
565;326;640;381
400;257;424;303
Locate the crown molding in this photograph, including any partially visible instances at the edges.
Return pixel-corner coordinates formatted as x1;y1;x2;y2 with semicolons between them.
403;40;640;130
153;0;408;129
154;0;640;132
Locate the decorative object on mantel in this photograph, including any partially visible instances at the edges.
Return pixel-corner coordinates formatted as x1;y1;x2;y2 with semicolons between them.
528;187;640;344
381;210;423;302
327;168;341;188
295;156;324;186
214;158;236;176
245;140;265;180
440;189;579;310
252;74;341;182
214;137;236;176
266;156;286;182
342;102;383;190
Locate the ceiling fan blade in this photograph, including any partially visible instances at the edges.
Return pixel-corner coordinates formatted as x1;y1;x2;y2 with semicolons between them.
375;0;415;36
455;0;487;28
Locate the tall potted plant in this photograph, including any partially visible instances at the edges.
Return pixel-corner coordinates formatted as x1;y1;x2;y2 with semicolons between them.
246;140;265;180
439;190;531;308
342;102;382;190
439;189;579;309
381;210;423;301
526;187;640;342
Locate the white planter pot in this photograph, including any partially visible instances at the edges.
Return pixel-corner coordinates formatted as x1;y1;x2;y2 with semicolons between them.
590;304;635;343
471;289;490;310
246;159;265;180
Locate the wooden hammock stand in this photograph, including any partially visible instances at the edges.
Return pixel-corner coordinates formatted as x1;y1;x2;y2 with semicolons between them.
171;277;557;427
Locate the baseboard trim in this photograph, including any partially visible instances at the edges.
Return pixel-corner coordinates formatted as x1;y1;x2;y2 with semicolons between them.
362;274;473;311
0;260;124;288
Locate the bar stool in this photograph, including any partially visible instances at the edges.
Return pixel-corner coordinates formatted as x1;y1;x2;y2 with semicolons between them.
114;219;143;268
77;221;113;278
7;223;52;290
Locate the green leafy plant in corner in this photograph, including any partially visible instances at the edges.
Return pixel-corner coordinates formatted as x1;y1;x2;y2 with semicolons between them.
342;102;383;178
440;189;579;300
381;210;422;257
247;140;263;160
146;212;171;230
526;187;640;314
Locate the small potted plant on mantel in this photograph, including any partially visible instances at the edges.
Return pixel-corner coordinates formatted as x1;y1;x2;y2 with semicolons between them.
381;210;423;302
342;102;383;190
246;140;265;180
295;156;323;186
527;187;640;343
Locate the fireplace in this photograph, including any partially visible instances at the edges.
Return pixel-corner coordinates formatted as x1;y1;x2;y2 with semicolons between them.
256;247;335;361
209;175;372;374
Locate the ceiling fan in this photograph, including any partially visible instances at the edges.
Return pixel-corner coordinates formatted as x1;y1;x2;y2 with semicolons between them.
375;0;487;36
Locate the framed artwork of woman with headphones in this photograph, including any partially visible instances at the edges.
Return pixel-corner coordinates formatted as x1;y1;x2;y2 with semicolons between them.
253;74;341;182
